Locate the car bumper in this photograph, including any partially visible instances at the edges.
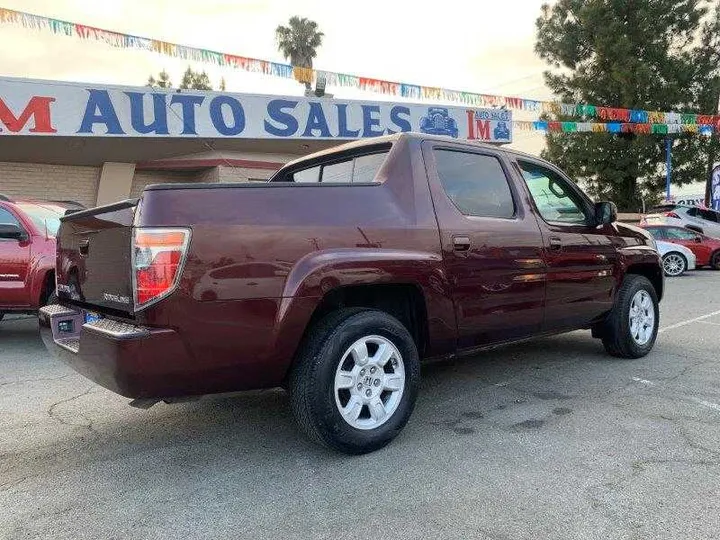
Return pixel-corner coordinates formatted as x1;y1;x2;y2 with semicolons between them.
39;304;195;399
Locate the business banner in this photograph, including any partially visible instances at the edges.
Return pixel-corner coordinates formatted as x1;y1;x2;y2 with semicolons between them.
0;77;512;143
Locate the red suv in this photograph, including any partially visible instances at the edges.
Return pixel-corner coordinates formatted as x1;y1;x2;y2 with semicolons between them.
642;224;720;269
0;195;83;320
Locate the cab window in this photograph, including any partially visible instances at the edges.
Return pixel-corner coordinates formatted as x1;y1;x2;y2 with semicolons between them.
0;207;20;227
517;160;589;224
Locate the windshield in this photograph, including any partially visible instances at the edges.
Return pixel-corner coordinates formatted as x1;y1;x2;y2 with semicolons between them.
16;203;64;236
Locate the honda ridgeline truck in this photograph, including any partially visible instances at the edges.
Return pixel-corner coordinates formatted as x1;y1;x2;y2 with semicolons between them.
40;133;663;454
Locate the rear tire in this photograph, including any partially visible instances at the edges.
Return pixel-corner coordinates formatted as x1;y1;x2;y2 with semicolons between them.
602;275;659;359
711;251;720;271
662;252;687;277
289;308;420;454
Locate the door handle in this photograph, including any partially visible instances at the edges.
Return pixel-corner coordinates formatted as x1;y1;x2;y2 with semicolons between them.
453;236;471;252
549;236;562;250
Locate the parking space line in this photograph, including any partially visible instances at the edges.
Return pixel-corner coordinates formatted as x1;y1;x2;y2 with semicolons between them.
659;309;720;333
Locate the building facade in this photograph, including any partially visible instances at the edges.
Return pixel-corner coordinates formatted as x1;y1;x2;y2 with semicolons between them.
0;77;513;207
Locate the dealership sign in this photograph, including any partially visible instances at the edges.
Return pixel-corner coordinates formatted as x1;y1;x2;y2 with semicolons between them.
0;77;512;143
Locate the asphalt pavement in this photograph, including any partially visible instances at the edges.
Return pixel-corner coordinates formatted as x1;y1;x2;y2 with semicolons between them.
2;271;720;540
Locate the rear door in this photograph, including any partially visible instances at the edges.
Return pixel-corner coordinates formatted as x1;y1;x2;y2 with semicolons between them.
0;206;31;307
423;143;546;349
512;158;617;331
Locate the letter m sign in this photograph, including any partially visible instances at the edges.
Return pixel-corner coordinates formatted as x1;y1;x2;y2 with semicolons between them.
0;96;57;134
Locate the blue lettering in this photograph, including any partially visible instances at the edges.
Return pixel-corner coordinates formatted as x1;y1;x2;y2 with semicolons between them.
337;104;360;138
302;102;331;137
362;105;384;137
264;99;299;136
389;106;411;134
78;90;124;134
125;92;169;135
170;94;205;135
209;96;245;136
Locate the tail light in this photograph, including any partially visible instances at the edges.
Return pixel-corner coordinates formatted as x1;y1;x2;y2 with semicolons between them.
665;212;681;219
132;228;191;309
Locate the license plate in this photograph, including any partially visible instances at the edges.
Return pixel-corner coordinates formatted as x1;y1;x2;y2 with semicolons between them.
84;311;102;324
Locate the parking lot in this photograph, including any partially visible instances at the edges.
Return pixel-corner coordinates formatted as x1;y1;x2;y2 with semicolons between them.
1;272;720;540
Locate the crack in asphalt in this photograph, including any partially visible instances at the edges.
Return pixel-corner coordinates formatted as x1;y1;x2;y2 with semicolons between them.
46;386;101;439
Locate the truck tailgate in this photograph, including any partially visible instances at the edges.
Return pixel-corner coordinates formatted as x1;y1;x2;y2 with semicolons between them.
56;200;138;316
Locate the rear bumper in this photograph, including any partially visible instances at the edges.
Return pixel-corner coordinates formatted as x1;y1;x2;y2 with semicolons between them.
39;305;195;399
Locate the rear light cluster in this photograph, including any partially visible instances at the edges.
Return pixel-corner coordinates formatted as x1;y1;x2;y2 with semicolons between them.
665;212;681;219
132;228;191;309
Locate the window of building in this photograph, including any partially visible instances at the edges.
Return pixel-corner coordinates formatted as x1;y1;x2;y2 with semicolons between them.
433;149;515;218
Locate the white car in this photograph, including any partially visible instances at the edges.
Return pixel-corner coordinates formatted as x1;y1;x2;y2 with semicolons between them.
656;240;696;277
641;204;720;239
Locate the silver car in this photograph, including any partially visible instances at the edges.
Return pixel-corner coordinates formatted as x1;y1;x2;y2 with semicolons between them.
656;240;696;277
641;204;720;238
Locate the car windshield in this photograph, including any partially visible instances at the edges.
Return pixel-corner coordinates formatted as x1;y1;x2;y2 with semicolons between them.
16;203;64;236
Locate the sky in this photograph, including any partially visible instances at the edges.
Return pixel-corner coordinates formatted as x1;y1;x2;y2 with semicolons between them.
0;0;552;153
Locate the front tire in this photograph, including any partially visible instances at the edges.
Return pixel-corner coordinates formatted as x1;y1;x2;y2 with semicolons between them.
290;308;420;454
662;252;687;277
602;275;659;358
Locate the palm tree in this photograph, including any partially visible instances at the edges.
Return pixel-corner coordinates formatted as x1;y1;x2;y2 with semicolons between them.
275;16;324;89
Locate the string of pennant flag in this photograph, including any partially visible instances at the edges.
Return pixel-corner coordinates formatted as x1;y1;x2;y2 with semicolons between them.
2;6;719;131
513;120;715;135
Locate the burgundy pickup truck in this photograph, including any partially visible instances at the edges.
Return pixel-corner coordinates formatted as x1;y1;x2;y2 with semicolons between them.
40;133;663;454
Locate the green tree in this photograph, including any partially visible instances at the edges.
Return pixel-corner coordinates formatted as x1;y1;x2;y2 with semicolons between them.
275;16;324;89
535;0;720;211
147;69;172;89
179;67;213;90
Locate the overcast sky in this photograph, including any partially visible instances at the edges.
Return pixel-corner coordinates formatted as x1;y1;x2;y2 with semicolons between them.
0;0;551;153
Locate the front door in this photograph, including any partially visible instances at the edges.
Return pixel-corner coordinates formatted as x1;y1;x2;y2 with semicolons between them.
423;143;547;350
512;159;617;331
0;207;31;308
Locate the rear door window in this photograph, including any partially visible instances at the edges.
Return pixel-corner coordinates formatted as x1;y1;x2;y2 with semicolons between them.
433;149;515;218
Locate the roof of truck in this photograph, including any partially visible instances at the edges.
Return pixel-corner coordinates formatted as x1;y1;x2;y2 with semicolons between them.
281;132;534;170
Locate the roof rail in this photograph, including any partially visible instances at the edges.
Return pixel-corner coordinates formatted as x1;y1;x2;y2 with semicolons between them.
0;193;12;202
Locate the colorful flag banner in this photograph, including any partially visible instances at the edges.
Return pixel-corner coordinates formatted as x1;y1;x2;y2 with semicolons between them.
1;7;719;128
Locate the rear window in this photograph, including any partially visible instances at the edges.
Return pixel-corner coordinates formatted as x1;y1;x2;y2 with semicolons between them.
288;150;389;184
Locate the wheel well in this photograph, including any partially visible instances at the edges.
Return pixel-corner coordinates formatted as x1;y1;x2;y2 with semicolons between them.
306;284;429;356
625;263;663;300
40;270;55;306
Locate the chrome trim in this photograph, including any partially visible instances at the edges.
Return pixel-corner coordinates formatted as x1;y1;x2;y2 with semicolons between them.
83;317;148;339
39;304;78;317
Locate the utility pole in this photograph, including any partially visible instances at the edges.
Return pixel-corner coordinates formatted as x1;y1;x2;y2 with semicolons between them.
704;91;720;208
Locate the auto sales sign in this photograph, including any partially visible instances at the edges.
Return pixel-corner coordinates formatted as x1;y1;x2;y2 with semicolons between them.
0;77;512;143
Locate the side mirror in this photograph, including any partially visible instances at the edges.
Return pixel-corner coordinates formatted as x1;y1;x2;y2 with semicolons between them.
0;224;28;241
594;201;617;225
695;235;703;243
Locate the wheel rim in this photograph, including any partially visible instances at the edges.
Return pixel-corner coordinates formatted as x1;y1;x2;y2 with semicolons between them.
663;253;685;276
629;290;655;346
333;335;405;430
